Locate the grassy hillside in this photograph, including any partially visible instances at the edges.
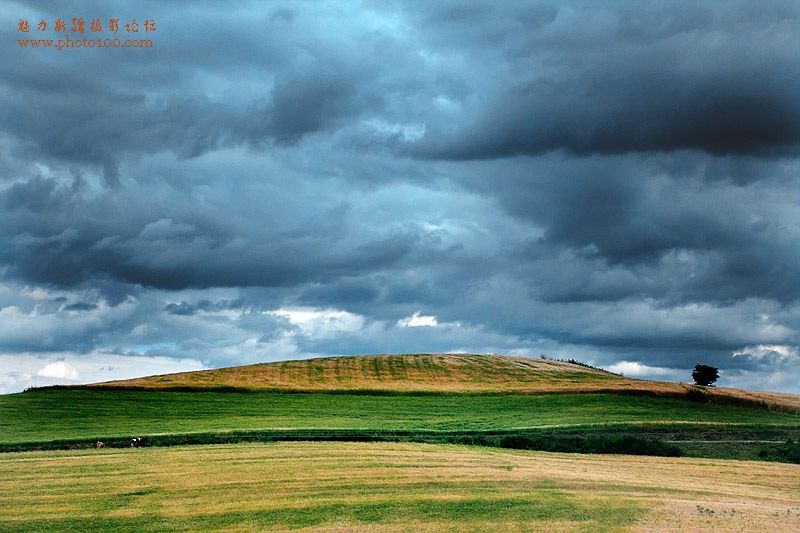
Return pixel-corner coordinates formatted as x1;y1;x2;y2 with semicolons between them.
4;389;798;444
1;442;798;531
78;353;800;411
3;354;799;460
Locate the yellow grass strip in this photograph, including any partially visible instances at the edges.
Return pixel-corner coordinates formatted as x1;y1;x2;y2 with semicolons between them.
0;442;797;531
85;353;800;413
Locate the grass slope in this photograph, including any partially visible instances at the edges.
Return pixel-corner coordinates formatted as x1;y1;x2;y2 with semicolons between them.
4;355;799;460
3;389;799;459
87;353;628;392
4;390;799;444
1;442;798;532
80;353;800;412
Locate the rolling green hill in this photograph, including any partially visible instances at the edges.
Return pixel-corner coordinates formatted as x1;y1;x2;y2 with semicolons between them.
2;354;798;461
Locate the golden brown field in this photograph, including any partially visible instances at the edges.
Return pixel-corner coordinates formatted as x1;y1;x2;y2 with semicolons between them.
88;353;800;412
1;442;797;531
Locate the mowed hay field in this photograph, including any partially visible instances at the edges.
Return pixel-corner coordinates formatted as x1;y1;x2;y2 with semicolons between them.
85;354;800;411
91;354;630;392
1;442;798;532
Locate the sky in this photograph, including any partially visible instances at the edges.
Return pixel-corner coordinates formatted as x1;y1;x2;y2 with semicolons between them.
2;0;799;394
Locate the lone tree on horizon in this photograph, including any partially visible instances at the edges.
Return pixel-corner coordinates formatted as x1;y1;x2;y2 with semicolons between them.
692;364;719;386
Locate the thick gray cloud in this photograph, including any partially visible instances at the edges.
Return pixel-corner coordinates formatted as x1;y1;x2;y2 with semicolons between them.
408;1;800;159
1;0;798;393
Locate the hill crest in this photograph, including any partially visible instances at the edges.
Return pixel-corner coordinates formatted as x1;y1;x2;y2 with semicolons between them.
88;353;625;392
81;353;800;412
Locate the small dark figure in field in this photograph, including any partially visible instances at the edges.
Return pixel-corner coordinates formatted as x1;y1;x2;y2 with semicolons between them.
129;437;148;448
95;441;105;448
692;364;719;386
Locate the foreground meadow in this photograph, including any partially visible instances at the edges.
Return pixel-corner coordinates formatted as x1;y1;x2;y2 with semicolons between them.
0;442;797;531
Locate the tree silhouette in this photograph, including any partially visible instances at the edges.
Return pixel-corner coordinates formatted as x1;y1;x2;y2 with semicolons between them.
692;364;719;386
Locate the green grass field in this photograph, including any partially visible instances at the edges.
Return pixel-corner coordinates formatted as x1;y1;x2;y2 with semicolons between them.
2;389;798;460
2;354;799;460
3;389;799;443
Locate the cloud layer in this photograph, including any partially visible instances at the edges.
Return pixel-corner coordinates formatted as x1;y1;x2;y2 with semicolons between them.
1;1;799;393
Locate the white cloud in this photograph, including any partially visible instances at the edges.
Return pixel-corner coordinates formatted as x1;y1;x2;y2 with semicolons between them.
719;368;800;394
363;119;426;142
722;344;800;392
732;344;798;361
397;311;438;327
270;307;365;338
37;361;79;380
0;352;208;393
606;361;683;380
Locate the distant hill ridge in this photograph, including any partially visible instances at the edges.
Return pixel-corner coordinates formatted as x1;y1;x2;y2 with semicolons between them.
81;353;800;412
87;354;625;392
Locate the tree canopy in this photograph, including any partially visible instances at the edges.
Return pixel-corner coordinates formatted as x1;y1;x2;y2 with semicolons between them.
692;364;719;387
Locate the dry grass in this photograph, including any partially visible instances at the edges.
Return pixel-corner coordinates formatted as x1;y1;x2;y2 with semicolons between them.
91;354;619;392
85;353;800;412
0;442;797;531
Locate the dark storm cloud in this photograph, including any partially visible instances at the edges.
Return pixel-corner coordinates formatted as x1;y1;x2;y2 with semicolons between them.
63;301;97;311
446;153;800;305
298;279;381;307
1;2;386;183
0;173;455;290
0;72;367;185
164;299;242;316
4;1;800;174
409;1;800;159
417;64;800;159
